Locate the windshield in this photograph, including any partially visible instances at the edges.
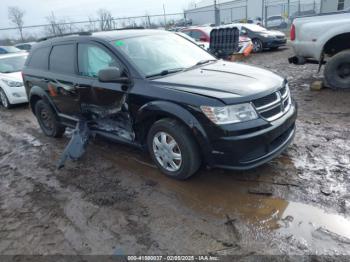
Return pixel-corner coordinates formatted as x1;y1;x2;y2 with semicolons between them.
243;24;267;32
112;33;215;77
0;55;27;73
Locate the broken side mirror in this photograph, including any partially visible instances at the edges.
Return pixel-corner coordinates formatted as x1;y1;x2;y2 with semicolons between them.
98;67;130;84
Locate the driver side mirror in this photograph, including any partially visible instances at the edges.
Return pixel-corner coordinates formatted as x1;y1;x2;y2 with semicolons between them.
98;67;130;84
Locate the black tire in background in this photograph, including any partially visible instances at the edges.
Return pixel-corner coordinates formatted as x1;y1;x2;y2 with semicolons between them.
34;99;66;138
147;118;201;180
324;50;350;89
0;88;11;109
252;38;263;53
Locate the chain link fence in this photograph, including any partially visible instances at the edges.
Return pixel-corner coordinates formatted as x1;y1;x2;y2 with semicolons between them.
0;0;336;44
0;13;186;44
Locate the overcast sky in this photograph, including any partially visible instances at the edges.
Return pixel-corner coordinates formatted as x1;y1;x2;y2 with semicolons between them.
0;0;195;38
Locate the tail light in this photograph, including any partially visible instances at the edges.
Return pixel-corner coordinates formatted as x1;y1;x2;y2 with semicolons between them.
290;24;296;41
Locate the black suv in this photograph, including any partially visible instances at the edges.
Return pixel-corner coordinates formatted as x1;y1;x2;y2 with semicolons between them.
23;29;297;180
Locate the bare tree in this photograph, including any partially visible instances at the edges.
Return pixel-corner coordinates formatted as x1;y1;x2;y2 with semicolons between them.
97;9;114;31
8;6;25;41
45;12;69;36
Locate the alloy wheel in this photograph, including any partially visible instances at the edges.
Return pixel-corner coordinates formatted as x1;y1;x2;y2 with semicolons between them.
152;131;182;172
253;39;263;53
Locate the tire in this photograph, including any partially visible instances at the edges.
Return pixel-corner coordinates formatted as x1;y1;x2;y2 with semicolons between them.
0;88;11;109
34;99;66;138
324;50;350;89
252;39;263;53
147;118;201;180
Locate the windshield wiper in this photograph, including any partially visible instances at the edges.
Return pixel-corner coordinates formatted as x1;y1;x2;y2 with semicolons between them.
185;59;217;71
146;68;185;78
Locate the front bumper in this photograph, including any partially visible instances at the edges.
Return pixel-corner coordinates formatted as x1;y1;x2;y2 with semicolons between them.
207;101;297;170
264;38;287;48
5;85;28;105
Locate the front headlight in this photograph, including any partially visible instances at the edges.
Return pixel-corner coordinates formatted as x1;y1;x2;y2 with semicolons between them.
2;79;23;87
201;103;258;125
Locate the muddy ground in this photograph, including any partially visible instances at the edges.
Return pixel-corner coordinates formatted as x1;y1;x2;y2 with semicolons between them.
0;45;350;257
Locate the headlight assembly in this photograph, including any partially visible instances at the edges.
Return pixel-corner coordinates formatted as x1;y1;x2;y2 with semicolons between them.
201;103;258;125
2;79;23;87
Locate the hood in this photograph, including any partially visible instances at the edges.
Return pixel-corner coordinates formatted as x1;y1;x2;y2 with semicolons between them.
265;30;286;37
0;71;23;81
152;61;284;104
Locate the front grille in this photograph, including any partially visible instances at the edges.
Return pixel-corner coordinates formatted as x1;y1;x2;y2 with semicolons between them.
253;84;291;122
253;93;277;108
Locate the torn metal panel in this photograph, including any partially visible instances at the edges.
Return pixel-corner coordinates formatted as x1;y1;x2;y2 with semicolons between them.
57;121;91;169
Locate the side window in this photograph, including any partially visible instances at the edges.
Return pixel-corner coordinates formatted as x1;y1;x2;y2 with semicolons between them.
28;46;51;70
191;31;203;41
49;44;75;74
78;43;121;78
0;48;6;54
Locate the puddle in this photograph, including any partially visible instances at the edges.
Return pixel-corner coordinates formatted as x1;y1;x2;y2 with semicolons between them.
279;201;350;240
83;141;350;249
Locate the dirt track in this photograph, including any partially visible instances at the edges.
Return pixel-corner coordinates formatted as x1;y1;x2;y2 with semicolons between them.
0;45;350;256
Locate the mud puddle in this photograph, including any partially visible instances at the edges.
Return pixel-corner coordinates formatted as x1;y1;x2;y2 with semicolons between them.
89;140;350;252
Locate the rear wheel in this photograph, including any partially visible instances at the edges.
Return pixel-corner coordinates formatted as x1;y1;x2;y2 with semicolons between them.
324;50;350;89
252;39;263;53
147;118;201;180
0;88;11;109
34;100;66;137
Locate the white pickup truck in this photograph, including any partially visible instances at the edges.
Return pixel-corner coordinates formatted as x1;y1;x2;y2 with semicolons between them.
289;9;350;89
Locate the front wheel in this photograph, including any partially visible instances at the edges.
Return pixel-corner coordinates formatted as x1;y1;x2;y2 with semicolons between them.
0;88;11;109
324;50;350;89
147;118;201;180
252;39;263;53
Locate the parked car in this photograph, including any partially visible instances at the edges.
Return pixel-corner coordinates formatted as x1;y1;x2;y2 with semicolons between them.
23;30;297;179
175;32;209;50
0;53;28;108
289;10;350;89
247;17;262;25
266;15;288;29
228;23;287;52
0;46;23;55
181;27;212;43
15;42;36;51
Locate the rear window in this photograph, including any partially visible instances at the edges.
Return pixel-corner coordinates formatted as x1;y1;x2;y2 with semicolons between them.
49;44;75;74
28;46;51;70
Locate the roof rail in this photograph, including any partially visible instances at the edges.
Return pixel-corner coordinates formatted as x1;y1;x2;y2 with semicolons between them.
116;26;145;30
37;31;92;42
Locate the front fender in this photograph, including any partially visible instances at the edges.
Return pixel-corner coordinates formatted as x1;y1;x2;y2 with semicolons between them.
135;101;212;159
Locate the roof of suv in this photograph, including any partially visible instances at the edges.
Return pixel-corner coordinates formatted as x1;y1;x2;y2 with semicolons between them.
34;29;170;49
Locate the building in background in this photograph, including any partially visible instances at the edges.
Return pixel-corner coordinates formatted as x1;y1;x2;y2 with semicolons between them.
321;0;350;13
184;0;349;26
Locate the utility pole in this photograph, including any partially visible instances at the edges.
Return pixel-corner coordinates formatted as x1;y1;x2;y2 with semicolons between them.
287;0;290;18
298;0;301;13
163;4;167;28
261;0;264;26
214;0;220;26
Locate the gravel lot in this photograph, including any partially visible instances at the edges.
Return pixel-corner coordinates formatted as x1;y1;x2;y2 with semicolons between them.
0;45;350;256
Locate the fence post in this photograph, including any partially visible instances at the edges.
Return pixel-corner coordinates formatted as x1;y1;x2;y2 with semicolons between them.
264;4;268;27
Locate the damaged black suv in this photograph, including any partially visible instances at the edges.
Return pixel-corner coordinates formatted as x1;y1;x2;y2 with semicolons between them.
23;29;297;180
